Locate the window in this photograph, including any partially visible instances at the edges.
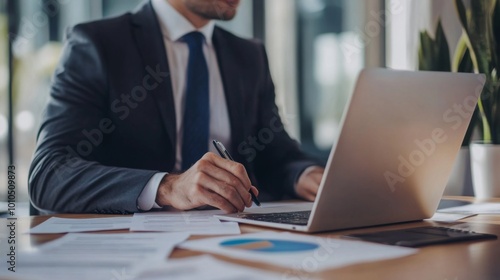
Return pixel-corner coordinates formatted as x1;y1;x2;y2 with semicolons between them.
296;0;385;160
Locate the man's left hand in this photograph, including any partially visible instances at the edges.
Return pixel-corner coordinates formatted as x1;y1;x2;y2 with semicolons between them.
295;166;325;201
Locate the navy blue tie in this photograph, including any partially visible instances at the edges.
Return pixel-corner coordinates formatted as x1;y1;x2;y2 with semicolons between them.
181;32;209;171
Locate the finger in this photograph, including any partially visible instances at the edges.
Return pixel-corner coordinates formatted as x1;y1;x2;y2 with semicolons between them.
198;172;247;212
203;153;252;191
198;187;237;213
303;192;316;201
305;188;318;199
306;179;321;193
197;159;252;207
297;178;319;200
298;186;316;201
297;187;316;201
301;181;318;199
310;172;323;185
306;168;323;182
248;186;260;207
303;171;322;191
250;186;259;196
304;179;320;195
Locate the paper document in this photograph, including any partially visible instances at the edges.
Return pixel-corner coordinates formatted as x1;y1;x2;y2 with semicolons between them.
29;217;132;233
131;211;240;234
438;203;500;214
5;232;188;280
132;255;290;280
426;212;477;222
180;231;418;271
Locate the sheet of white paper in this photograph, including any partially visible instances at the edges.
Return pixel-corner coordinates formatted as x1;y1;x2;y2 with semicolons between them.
28;217;132;234
426;212;477;222
438;203;500;214
180;231;417;272
131;211;240;234
132;255;291;280
5;232;189;280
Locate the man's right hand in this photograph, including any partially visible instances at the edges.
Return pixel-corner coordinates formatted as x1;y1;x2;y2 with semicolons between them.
155;152;259;213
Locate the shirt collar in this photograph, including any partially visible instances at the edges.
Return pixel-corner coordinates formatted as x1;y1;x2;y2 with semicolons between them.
151;0;215;45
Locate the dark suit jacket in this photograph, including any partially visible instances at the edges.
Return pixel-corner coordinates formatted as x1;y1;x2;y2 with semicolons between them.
28;1;318;214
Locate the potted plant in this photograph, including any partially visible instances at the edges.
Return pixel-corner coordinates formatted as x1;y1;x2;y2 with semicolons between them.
418;20;476;196
455;0;500;198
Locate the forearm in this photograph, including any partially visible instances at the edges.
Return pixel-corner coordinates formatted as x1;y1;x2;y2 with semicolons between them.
29;148;158;214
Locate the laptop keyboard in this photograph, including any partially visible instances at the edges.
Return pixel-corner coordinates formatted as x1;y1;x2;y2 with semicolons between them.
236;211;311;226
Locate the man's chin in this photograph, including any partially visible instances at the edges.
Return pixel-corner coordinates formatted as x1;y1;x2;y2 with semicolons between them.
203;10;237;21
210;0;238;20
219;10;237;21
186;0;239;21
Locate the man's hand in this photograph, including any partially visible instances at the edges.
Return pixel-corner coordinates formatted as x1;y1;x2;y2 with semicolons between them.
295;166;324;201
155;152;259;213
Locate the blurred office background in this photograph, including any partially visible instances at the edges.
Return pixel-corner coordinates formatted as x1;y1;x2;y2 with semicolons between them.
0;0;462;209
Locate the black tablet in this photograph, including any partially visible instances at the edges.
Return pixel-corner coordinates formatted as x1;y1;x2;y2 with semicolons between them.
344;226;497;247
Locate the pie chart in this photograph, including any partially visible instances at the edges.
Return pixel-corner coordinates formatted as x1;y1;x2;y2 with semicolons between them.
220;238;319;253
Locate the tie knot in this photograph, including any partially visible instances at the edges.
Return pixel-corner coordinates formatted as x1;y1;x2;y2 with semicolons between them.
182;31;205;48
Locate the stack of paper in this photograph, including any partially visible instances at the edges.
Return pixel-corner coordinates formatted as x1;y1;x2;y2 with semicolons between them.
438;203;500;215
29;217;132;234
132;255;289;280
131;210;240;235
3;232;188;280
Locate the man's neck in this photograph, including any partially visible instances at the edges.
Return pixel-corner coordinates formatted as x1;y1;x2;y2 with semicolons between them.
167;0;210;29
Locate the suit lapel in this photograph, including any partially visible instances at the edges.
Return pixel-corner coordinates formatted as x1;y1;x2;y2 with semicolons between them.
213;28;246;163
131;1;176;168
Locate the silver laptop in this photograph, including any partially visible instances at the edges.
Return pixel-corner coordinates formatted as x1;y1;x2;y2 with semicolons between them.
216;68;485;233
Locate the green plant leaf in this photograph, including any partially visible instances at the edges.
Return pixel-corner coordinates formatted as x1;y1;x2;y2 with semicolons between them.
453;33;474;73
462;106;479;146
454;0;480;73
469;0;495;75
478;98;492;142
419;31;433;71
417;19;450;72
493;0;500;71
455;0;469;33
454;33;477;146
435;20;451;72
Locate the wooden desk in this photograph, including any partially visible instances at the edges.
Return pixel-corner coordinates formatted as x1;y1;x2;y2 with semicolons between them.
2;197;500;280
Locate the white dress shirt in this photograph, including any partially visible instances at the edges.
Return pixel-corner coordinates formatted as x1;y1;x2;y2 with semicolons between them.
138;0;231;210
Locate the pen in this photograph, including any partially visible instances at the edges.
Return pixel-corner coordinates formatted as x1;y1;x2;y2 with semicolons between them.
212;140;261;207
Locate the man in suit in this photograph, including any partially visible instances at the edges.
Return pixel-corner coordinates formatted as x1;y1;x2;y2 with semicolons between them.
28;0;324;214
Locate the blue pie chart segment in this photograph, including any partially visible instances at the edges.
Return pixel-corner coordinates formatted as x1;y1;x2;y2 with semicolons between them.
220;238;319;253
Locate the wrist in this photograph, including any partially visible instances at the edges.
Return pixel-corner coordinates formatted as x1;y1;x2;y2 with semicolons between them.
155;173;176;207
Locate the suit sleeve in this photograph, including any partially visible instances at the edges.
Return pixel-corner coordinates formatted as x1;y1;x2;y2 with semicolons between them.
28;25;157;214
252;44;322;199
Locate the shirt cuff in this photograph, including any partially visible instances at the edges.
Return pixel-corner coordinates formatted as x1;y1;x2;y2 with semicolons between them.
137;172;167;211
